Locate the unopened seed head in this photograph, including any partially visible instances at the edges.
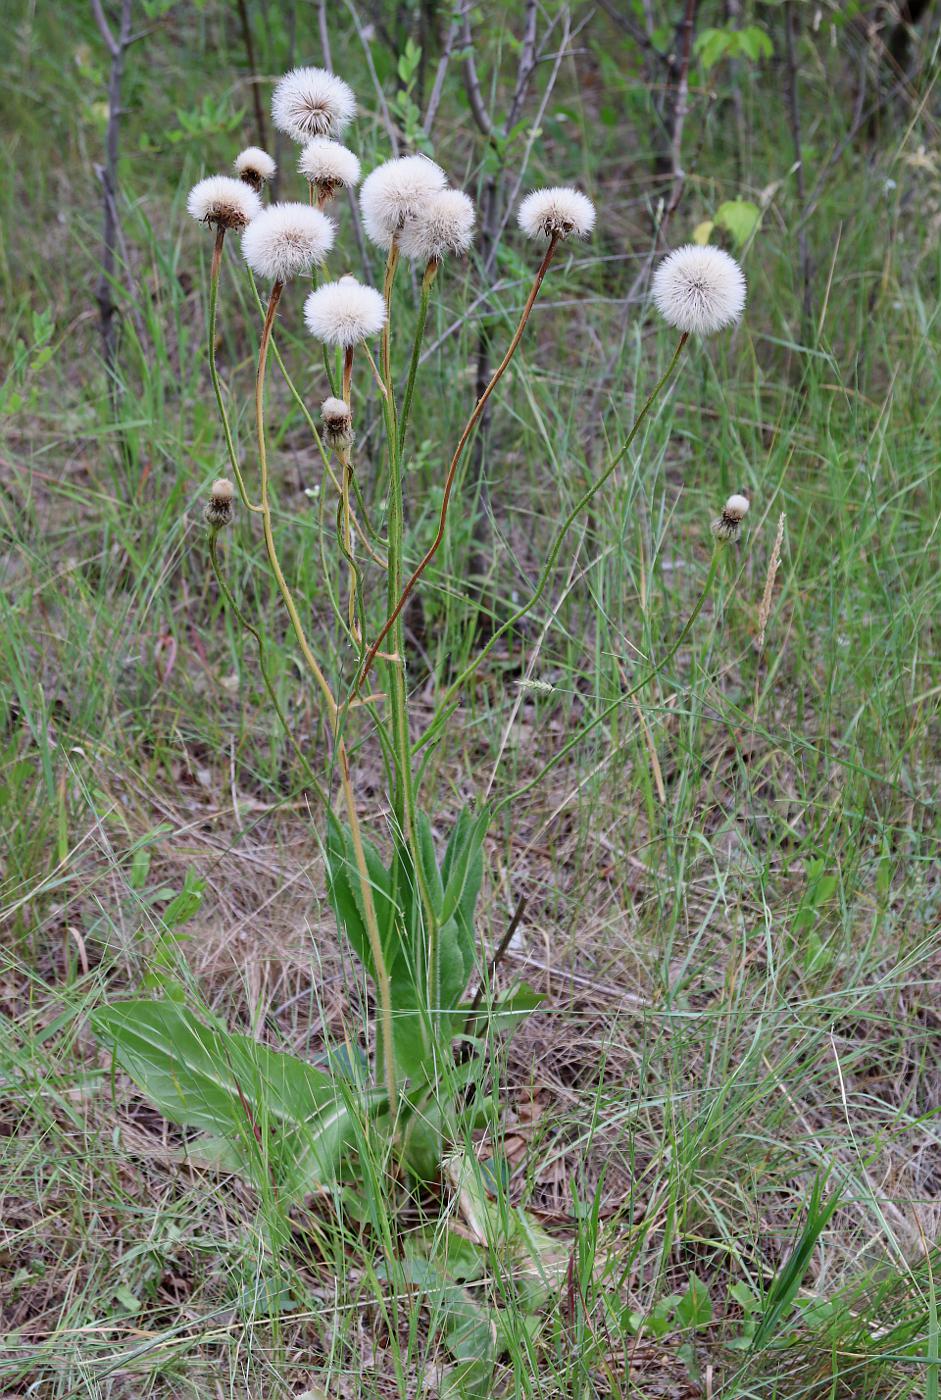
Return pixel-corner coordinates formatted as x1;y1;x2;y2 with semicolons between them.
304;276;387;346
711;492;750;542
517;186;596;241
241;202;335;281
234;146;276;191
271;67;356;143
652;244;746;336
187;175;262;230
205;477;235;528
359;155;447;250
298;138;361;193
321;395;354;448
398;187;476;263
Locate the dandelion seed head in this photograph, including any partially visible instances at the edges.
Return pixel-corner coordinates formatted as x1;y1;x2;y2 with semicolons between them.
234;146;276;190
304;276;387;346
321;395;354;448
241;202;335;281
205;477;235;528
187;175;262;230
652;244;746;336
298;138;361;192
271;67;356;142
517;186;596;241
398;187;476;262
359;156;447;250
711;492;750;542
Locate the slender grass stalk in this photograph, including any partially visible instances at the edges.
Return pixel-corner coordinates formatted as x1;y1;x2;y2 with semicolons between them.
207;530;327;805
415;332;690;755
398;257;438;457
493;535;719;814
208;227;261;513
358;233;562;688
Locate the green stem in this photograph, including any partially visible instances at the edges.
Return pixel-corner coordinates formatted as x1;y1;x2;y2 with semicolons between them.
494;542;721;816
208;226;260;513
415;331;690;755
208;530;327;806
398;258;438;459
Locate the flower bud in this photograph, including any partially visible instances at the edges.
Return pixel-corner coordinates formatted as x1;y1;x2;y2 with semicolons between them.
711;492;749;542
205;477;235;529
321;396;354;449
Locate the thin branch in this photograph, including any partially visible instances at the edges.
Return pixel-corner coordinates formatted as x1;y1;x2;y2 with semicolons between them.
236;0;268;150
342;0;400;153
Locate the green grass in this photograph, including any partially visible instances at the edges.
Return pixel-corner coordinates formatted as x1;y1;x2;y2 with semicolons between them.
2;0;940;1395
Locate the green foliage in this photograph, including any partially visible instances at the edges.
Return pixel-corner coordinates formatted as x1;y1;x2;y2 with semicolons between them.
695;24;773;71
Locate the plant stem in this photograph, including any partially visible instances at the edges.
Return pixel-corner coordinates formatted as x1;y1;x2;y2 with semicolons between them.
358;233;562;688
398;257;438;458
209;227;260;513
494;540;721;815
416;332;690;755
207;530;327;806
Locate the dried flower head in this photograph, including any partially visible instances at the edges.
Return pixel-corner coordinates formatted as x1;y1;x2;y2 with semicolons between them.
652;244;746;336
234;146;276;191
711;492;750;542
398;188;476;263
321;396;354;448
304;275;387;346
241;203;335;282
187;175;262;230
298;138;361;196
271;67;356;143
517;187;596;241
205;477;235;528
359;155;447;250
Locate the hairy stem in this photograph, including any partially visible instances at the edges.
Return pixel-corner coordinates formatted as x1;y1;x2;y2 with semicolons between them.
398;257;439;458
209;227;260;512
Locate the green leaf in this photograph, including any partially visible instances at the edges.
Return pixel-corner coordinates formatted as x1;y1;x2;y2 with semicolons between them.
92;1000;377;1196
737;25;773;61
715;199;761;248
461;982;544;1034
676;1274;713;1330
161;867;205;927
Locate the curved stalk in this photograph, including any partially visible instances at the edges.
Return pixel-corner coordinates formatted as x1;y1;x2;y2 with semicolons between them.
358;234;562;688
415;331;690;755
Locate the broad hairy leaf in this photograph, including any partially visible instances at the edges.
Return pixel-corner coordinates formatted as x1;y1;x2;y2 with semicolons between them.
92;999;378;1196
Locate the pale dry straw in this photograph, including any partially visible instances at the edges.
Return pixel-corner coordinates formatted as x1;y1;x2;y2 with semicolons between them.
757;513;786;650
652;244;746;336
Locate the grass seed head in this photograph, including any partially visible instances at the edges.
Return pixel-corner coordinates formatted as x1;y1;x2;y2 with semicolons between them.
398;187;476;263
205;477;235;528
517;186;596;241
187;175;261;230
271;67;356;143
240;203;335;282
304;275;387;346
321;395;354;448
652;244;746;336
234;146;276;191
359;155;447;250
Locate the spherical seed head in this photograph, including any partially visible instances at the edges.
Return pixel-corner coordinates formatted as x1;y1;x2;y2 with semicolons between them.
398;187;476;263
234;146;276;190
652;244;746;336
271;67;356;143
517;186;596;241
304;275;387;347
187;175;262;231
321;395;354;447
241;202;335;282
359;155;447;250
205;477;235;528
711;493;750;542
298;138;361;192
